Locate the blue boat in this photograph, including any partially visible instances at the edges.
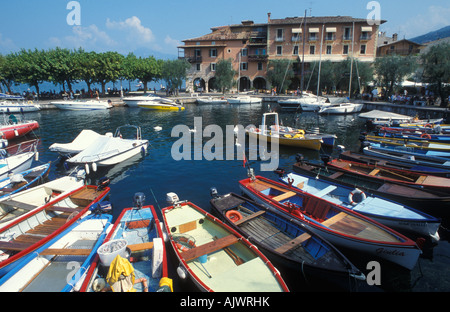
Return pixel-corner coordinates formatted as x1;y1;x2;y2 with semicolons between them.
0;212;112;292
278;171;441;241
0;162;51;199
80;193;173;292
210;191;365;290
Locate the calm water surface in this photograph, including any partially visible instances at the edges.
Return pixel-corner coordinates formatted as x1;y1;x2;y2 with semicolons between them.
26;102;449;292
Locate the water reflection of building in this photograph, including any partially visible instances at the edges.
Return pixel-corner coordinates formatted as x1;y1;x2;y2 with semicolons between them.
179;13;384;93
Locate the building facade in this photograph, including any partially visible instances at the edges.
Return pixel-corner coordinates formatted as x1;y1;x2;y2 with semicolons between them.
179;14;384;93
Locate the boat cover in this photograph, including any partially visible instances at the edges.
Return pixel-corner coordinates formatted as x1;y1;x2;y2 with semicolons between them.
49;130;104;154
66;135;145;164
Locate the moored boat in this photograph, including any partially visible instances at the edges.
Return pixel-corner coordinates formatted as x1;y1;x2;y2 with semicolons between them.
364;135;450;155
326;158;450;193
196;97;227;105
238;174;422;270
227;96;262;104
0;115;39;140
0;140;39;180
277;171;441;241
292;160;450;216
246;112;322;151
122;93;174;107
0;213;112;292
161;193;290;292
49;129;105;158
0;162;51;200
0;172;87;228
80;192;173;292
137;101;185;111
318;102;363;114
209;191;365;290
0;182;110;277
65;125;148;173
51;99;113;110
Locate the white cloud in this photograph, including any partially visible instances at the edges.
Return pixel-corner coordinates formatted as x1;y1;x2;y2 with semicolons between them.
399;5;450;38
106;16;155;44
164;35;180;48
0;33;17;53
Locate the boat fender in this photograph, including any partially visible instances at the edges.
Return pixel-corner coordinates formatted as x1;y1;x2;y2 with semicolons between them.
348;189;366;206
420;133;431;140
225;210;243;223
35;151;39;161
160;222;169;242
92;162;97;172
177;266;187;280
85;163;90;175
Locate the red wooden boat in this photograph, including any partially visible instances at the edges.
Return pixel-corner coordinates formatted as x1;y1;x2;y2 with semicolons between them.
238;175;422;270
327;158;450;193
0;117;39;140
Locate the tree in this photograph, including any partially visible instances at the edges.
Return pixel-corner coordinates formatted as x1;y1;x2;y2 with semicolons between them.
162;59;190;95
420;43;450;107
214;59;236;94
93;51;123;95
13;49;50;96
75;49;98;94
131;56;162;93
0;54;16;94
266;59;294;94
47;47;78;92
374;55;416;100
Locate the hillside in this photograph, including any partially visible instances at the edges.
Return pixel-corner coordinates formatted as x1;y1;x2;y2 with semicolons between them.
409;25;450;44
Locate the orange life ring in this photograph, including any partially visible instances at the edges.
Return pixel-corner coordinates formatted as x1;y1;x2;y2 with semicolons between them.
225;210;243;223
425;123;432;128
174;235;196;252
420;133;431;140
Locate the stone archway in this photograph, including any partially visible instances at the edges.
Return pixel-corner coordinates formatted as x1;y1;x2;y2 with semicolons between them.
238;77;251;92
193;78;206;93
253;77;267;91
208;77;217;92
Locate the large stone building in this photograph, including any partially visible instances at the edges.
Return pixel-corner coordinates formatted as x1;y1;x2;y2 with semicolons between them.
178;13;385;93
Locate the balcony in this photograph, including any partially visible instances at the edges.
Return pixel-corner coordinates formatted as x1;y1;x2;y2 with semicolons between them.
360;34;372;41
248;54;269;62
181;56;202;63
248;37;267;45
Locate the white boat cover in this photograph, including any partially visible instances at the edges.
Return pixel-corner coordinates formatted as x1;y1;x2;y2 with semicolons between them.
358;110;412;120
66;136;145;164
49;130;104;155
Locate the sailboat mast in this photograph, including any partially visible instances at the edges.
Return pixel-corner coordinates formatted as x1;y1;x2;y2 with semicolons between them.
348;21;355;98
300;10;307;94
317;24;324;98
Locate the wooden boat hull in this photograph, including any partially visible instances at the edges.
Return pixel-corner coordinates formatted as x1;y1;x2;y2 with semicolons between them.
210;192;365;289
239;176;422;270
365;135;450;153
0;162;51;200
0;214;112;292
292;161;450;216
80;201;172;292
0;184;110;277
340;150;450;177
161;199;289;292
0;175;86;228
327;158;450;193
279;172;441;240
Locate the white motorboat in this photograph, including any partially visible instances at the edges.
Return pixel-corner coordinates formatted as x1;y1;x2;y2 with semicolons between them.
196;97;227;105
65;125;148;173
49;129;108;157
358;110;414;126
318;102;363;114
227;96;262;104
122;93;175;107
0;93;41;113
51;99;113;110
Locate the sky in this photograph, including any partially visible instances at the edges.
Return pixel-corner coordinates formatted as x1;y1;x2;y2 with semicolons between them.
0;0;449;58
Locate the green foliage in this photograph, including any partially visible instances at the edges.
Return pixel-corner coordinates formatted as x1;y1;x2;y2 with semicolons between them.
374;55;416;99
214;59;236;93
266;59;294;93
162;59;190;95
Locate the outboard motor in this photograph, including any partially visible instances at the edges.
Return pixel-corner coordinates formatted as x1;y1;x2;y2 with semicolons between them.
133;192;145;209
210;187;218;199
320;154;331;165
295;153;304;163
97;177;110;191
273;168;285;177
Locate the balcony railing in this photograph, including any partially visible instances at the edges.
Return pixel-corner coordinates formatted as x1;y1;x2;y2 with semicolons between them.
248;55;269;62
180;56;202;63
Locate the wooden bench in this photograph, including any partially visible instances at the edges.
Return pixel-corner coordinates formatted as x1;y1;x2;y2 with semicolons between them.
321;212;347;227
313;185;337;198
272;191;296;202
234;210;265;226
368;169;380;176
40;248;92;256
328;171;344;179
128;242;154;252
1;200;37;211
274;233;311;254
180;234;239;262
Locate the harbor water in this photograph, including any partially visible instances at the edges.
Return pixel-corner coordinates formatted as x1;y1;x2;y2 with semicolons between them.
26;102;449;292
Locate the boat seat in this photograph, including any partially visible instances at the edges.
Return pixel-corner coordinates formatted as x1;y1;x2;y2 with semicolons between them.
274;232;311;254
1;199;37;211
272;191;296;202
312;185;337;198
180;234;239;262
234;210;265;226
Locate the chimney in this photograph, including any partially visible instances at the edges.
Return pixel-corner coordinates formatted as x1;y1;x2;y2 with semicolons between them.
392;33;398;41
267;12;271;23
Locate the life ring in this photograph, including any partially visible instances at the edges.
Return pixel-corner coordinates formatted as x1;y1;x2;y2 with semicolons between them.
424;123;432;128
174;235;196;252
420;133;431;140
225;210;243;223
348;188;366;206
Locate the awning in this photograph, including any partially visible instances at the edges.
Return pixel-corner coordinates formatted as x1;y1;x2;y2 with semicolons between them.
309;28;319;33
325;27;337;33
361;26;372;32
292;28;302;33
